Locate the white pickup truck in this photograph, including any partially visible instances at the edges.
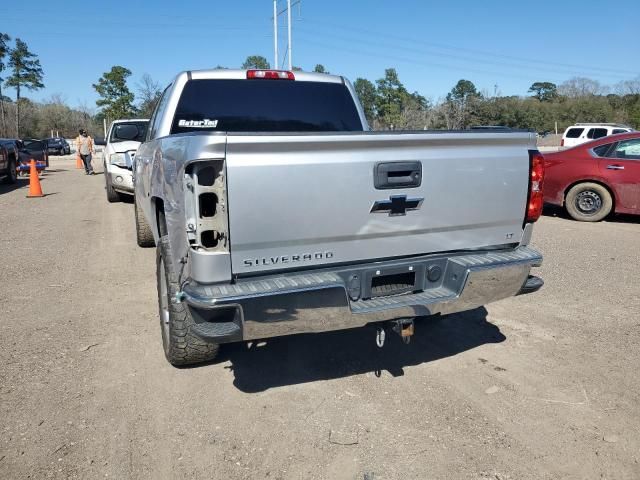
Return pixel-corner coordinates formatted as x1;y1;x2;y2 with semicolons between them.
133;69;544;366
97;119;149;202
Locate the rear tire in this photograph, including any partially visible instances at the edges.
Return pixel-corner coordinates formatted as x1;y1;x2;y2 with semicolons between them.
105;165;121;203
565;182;613;222
3;158;17;184
157;236;219;366
135;197;155;247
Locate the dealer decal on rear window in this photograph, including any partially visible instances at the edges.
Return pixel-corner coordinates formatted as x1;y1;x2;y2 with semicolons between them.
177;119;219;128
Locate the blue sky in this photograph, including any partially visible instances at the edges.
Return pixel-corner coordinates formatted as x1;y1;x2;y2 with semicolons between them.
3;0;638;109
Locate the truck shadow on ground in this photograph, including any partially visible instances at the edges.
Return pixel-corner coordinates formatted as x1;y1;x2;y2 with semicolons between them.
218;307;504;393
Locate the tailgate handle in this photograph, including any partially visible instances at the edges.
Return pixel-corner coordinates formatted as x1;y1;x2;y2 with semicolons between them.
374;162;422;190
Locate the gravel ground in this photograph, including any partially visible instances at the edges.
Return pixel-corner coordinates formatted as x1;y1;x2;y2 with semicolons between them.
1;156;639;480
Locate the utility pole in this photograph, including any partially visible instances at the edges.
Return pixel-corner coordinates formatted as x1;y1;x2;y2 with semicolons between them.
287;0;292;70
272;0;300;70
273;0;278;68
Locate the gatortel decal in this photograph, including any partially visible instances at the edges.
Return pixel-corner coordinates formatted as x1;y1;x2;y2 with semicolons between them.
177;119;219;128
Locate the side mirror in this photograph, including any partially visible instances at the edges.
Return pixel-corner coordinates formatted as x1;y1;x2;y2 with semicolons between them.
94;137;106;146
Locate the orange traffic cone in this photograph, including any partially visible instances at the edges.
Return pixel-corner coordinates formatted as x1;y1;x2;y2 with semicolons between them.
27;159;44;198
76;153;83;169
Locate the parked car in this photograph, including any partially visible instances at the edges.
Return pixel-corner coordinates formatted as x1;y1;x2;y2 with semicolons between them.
561;123;633;148
44;137;71;155
0;139;19;184
544;131;640;221
17;139;49;168
95;119;149;203
134;68;544;366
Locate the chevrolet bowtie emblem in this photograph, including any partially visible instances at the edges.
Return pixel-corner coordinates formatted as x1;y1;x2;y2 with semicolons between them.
370;195;424;216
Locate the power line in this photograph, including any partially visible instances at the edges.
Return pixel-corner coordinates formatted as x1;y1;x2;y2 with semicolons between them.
300;27;629;79
296;36;590;83
304;19;639;78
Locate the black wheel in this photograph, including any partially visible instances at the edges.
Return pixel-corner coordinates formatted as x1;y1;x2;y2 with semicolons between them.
3;158;17;184
105;164;122;203
135;196;155;247
157;236;219;366
565;182;613;222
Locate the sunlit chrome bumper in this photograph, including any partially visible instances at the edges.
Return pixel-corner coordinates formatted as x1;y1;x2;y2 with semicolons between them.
178;246;542;343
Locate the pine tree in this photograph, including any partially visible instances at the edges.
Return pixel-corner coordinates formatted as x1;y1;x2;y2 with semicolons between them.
6;38;44;137
0;32;11;136
92;66;135;121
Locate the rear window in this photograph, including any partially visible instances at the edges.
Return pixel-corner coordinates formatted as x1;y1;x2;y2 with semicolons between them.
171;79;364;134
565;128;583;138
612;129;628;134
587;128;608;139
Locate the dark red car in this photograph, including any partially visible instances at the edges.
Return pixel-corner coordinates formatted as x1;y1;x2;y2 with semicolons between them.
543;132;640;221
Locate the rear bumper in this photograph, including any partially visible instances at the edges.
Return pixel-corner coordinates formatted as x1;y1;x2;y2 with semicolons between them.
179;246;542;344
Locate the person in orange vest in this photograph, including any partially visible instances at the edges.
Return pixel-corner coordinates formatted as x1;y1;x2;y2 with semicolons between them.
76;129;95;175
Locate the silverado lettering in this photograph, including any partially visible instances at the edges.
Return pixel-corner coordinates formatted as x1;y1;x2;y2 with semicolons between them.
243;252;334;268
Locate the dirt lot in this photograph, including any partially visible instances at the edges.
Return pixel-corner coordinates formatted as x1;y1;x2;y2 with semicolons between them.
1;155;639;480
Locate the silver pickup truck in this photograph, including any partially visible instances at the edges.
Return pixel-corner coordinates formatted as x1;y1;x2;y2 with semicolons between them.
133;69;544;366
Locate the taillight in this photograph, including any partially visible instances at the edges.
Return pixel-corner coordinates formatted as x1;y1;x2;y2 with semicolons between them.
185;161;229;253
246;69;295;80
560;138;564;147
526;150;545;223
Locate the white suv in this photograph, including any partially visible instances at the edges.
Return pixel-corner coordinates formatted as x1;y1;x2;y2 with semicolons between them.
561;123;633;148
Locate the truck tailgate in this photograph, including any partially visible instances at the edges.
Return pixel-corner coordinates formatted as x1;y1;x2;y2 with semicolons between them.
225;131;535;275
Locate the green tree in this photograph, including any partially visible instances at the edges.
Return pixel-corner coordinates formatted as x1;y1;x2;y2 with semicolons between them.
0;32;10;136
93;66;135;121
373;68;430;129
375;68;409;129
528;82;558;102
353;78;377;126
5;38;44;136
241;55;270;69
444;79;481;128
313;64;329;74
447;79;479;103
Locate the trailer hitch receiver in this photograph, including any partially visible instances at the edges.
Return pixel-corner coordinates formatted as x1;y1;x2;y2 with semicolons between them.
392;319;414;344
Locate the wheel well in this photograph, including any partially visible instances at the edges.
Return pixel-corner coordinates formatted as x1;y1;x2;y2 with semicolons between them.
153;197;167;238
563;180;615;209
